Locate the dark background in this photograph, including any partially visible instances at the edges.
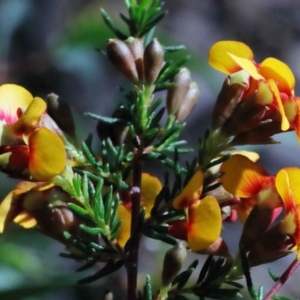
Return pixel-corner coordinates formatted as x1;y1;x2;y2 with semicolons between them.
0;0;300;299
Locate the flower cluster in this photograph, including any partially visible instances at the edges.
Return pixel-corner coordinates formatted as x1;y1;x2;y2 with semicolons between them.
1;4;300;298
208;41;300;145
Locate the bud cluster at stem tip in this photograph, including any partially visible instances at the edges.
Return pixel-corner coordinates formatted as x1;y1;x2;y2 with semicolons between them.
106;37;164;85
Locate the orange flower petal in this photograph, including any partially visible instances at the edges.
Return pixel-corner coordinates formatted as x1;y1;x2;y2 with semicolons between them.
141;173;162;218
208;41;254;74
173;171;204;210
275;168;300;210
0;84;33;124
29;127;66;180
117;204;131;248
259;57;295;95
220;155;269;198
188;196;222;251
10;97;47;136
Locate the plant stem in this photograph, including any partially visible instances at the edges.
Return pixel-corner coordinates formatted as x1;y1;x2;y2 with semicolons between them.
126;155;142;300
263;257;300;300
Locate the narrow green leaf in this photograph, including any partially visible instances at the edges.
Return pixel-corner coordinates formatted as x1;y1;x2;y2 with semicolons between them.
173;260;198;289
80;224;103;235
76;259;98;272
197;255;213;284
68;203;89;217
94;180;105;222
163;45;186;52
104;186;114;224
82;173;89;204
143;275;152;300
100;8;127;39
78;259;124;284
110;220;122;241
268;268;280;282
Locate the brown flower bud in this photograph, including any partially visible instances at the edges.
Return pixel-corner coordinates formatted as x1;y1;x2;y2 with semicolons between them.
231;119;282;145
22;187;82;244
167;68;191;114
46;93;76;140
211;70;250;129
125;37;145;81
161;242;187;287
106;39;138;82
143;38;164;84
247;223;293;267
175;82;200;122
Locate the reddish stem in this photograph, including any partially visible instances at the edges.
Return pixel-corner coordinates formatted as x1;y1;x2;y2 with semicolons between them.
263;257;300;300
126;157;142;300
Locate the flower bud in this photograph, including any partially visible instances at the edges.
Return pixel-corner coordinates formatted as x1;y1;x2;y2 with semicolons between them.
175;82;200;122
211;70;250;129
240;205;281;252
161;242;187;287
106;39;139;82
247;223;293;267
46;93;76;140
22;186;82;244
125;37;144;81
143;38;164;84
167;68;191;115
231;119;282;145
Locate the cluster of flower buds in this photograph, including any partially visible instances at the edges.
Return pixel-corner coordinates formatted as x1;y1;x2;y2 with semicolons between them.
106;37;164;85
208;41;300;145
166;68;200;122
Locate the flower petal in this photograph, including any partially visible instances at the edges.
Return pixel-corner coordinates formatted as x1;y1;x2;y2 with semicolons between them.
29;127;66;180
141;173;162;218
117;204;131;248
220;155;269;197
14;211;36;228
259;57;295;95
0;84;33;124
0;181;37;232
173;171;204;210
188;196;222;251
267;79;289;131
208;41;254;74
275;168;300;210
10;97;47;136
228;53;263;80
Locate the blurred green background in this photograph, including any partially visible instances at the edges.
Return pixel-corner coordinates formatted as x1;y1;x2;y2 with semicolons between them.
1;0;300;299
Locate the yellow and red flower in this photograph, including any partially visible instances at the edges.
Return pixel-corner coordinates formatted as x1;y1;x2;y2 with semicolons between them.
208;41;300;142
0;84;66;181
169;171;222;252
220;155;282;222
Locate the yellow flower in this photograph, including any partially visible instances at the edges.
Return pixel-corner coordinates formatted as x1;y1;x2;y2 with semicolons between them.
275;168;300;258
0;84;66;180
209;41;293;133
170;171;222;251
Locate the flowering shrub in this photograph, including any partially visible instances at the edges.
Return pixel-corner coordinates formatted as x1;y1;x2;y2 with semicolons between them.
1;1;300;299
